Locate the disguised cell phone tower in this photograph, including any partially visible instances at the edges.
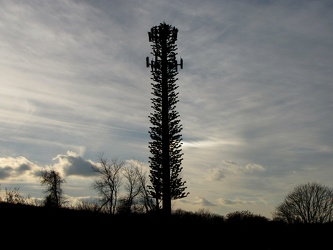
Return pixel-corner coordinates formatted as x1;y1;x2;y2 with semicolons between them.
146;22;189;216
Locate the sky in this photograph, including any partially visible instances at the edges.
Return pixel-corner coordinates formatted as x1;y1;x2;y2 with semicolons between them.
1;0;333;219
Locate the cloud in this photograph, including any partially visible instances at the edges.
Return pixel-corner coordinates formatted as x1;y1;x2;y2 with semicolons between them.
182;139;242;149
245;163;265;172
0;156;39;180
206;161;266;181
207;168;225;181
217;198;260;206
193;196;216;207
52;151;98;177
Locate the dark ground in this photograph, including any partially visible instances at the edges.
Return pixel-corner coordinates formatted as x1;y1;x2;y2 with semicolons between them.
1;202;331;249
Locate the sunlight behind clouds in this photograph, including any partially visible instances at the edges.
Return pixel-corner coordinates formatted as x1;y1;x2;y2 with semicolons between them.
182;138;243;149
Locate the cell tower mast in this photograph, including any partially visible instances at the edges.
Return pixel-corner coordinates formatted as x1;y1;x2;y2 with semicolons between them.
146;22;186;216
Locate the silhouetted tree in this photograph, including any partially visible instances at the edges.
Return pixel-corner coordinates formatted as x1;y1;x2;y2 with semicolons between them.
273;182;333;223
117;161;154;214
117;164;142;214
75;201;100;212
146;22;189;215
226;210;268;224
39;169;66;208
92;155;124;214
134;163;155;213
0;186;25;204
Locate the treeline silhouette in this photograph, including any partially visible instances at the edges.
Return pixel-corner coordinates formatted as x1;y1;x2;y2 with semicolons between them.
1;201;331;249
1;174;332;248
